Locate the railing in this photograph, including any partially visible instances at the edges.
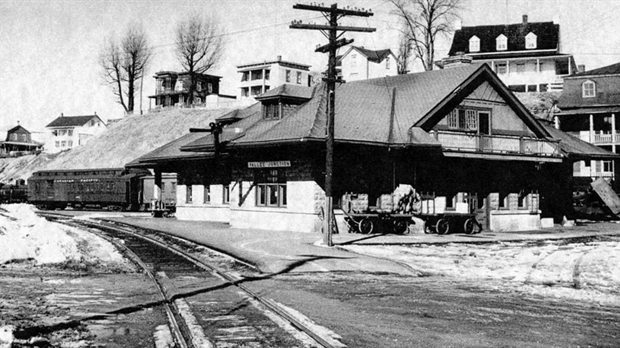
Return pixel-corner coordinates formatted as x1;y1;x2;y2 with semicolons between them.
155;87;188;95
593;133;613;144
435;131;560;157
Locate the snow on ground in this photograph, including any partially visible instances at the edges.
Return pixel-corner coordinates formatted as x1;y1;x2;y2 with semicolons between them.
0;204;133;271
343;240;620;305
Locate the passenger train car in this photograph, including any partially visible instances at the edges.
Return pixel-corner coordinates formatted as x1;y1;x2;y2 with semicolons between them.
28;168;149;210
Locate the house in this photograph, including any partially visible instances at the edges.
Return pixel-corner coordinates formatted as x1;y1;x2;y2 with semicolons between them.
237;56;311;101
128;63;614;233
337;46;398;82
45;114;106;153
0;124;43;157
555;62;620;183
148;71;235;109
441;15;577;92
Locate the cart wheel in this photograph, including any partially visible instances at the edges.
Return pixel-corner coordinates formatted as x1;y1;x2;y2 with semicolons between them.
358;218;374;234
436;218;449;235
464;218;476;234
393;220;408;234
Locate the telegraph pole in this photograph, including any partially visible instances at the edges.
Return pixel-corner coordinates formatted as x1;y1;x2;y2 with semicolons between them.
291;3;375;246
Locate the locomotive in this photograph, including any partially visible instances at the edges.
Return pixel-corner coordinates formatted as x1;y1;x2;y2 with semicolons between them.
0;181;28;204
28;168;149;210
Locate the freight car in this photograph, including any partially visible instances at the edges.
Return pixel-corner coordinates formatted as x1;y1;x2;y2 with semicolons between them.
140;173;177;212
0;181;28;203
28;168;149;210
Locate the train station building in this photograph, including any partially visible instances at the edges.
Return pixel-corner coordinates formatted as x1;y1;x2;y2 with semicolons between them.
128;63;615;233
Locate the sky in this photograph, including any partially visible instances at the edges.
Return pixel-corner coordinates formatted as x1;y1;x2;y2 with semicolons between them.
2;0;620;133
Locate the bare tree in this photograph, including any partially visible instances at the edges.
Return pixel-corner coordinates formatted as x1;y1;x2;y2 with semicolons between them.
396;30;412;74
388;0;462;71
175;15;224;106
99;23;152;114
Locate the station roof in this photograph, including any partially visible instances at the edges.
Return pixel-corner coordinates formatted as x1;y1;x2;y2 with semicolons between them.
539;121;619;160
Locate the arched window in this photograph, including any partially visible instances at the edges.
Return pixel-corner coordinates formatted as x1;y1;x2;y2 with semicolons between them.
496;34;507;51
582;80;596;98
525;32;537;49
469;36;480;52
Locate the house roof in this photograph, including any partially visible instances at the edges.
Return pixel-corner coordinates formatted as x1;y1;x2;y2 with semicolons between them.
539;121;619;160
448;20;559;56
568;62;620;78
237;58;311;71
181;63;549;152
153;71;222;79
345;46;394;63
46;115;104;128
254;84;316;101
6;125;29;135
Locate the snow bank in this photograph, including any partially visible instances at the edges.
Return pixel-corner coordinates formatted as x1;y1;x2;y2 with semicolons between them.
0;204;132;270
344;241;620;305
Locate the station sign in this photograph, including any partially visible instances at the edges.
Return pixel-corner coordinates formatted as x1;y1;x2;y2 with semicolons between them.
248;161;291;168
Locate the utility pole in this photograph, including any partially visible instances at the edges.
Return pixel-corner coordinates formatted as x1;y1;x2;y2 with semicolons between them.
291;3;375;246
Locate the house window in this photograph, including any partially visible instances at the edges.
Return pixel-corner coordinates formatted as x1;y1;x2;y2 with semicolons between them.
469;36;480;52
241;71;249;82
516;63;525;73
351;53;357;67
68;130;73;136
55;141;60;148
241;87;249;97
527;85;537;92
264;104;281;120
67;140;73;147
496;34;507;51
61;141;66;147
285;70;291;82
223;185;230;204
208;83;213;93
583;80;596;98
256;183;287;207
447;108;486;131
251;70;262;80
296;71;302;84
197;82;202;92
186;185;193;204
385;57;390;69
204;185;210;203
525;32;537;49
603;160;613;172
251;86;262;96
265;69;270;80
496;63;507;74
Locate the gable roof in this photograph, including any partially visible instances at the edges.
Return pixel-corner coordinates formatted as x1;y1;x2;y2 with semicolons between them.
568;62;620;78
341;46;395;63
180;63;549;152
448;21;559;57
6;125;29;135
46;115;104;128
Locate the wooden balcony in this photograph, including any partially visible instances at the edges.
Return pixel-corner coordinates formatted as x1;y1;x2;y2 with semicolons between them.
434;131;561;158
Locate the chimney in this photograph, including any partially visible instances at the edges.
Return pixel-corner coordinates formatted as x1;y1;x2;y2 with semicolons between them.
60;113;63;117
437;52;473;69
522;14;528;25
277;55;282;61
94;111;97;116
578;64;586;73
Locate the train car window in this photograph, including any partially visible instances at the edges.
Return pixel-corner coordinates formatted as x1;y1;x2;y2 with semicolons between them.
35;183;40;193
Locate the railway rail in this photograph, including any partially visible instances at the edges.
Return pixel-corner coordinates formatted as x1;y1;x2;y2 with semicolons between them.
38;212;340;348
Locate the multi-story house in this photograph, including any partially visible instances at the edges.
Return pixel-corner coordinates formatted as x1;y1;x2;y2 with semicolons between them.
441;15;577;92
45;114;106;153
148;71;223;108
337;46;398;82
237;56;311;101
0;124;43;157
556;62;620;181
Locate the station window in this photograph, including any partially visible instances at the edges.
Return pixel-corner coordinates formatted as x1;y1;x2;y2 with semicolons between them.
204;185;210;203
223;185;230;204
186;186;193;204
171;182;176;193
161;182;166;193
256;183;287;207
499;192;509;209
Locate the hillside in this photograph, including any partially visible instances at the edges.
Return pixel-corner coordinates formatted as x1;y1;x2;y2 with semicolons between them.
0;107;231;183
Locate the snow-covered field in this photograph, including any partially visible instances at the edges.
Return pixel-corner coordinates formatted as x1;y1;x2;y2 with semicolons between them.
344;240;620;305
0;204;133;271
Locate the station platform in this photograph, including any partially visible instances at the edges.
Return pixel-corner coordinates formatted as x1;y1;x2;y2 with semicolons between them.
58;211;620;276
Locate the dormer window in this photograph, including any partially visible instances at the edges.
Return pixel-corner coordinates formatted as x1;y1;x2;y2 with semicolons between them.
496;34;507;51
263;103;282;120
525;32;537;49
469;36;480;52
582;80;596;98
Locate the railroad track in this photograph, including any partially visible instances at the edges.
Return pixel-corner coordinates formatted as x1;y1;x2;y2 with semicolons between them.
38;212;342;348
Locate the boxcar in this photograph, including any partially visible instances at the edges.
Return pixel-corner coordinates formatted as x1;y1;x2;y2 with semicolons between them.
28;168;149;210
140;173;177;211
0;182;28;203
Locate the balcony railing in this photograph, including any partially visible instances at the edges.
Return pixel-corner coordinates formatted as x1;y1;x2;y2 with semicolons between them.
155;87;188;95
434;131;560;157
